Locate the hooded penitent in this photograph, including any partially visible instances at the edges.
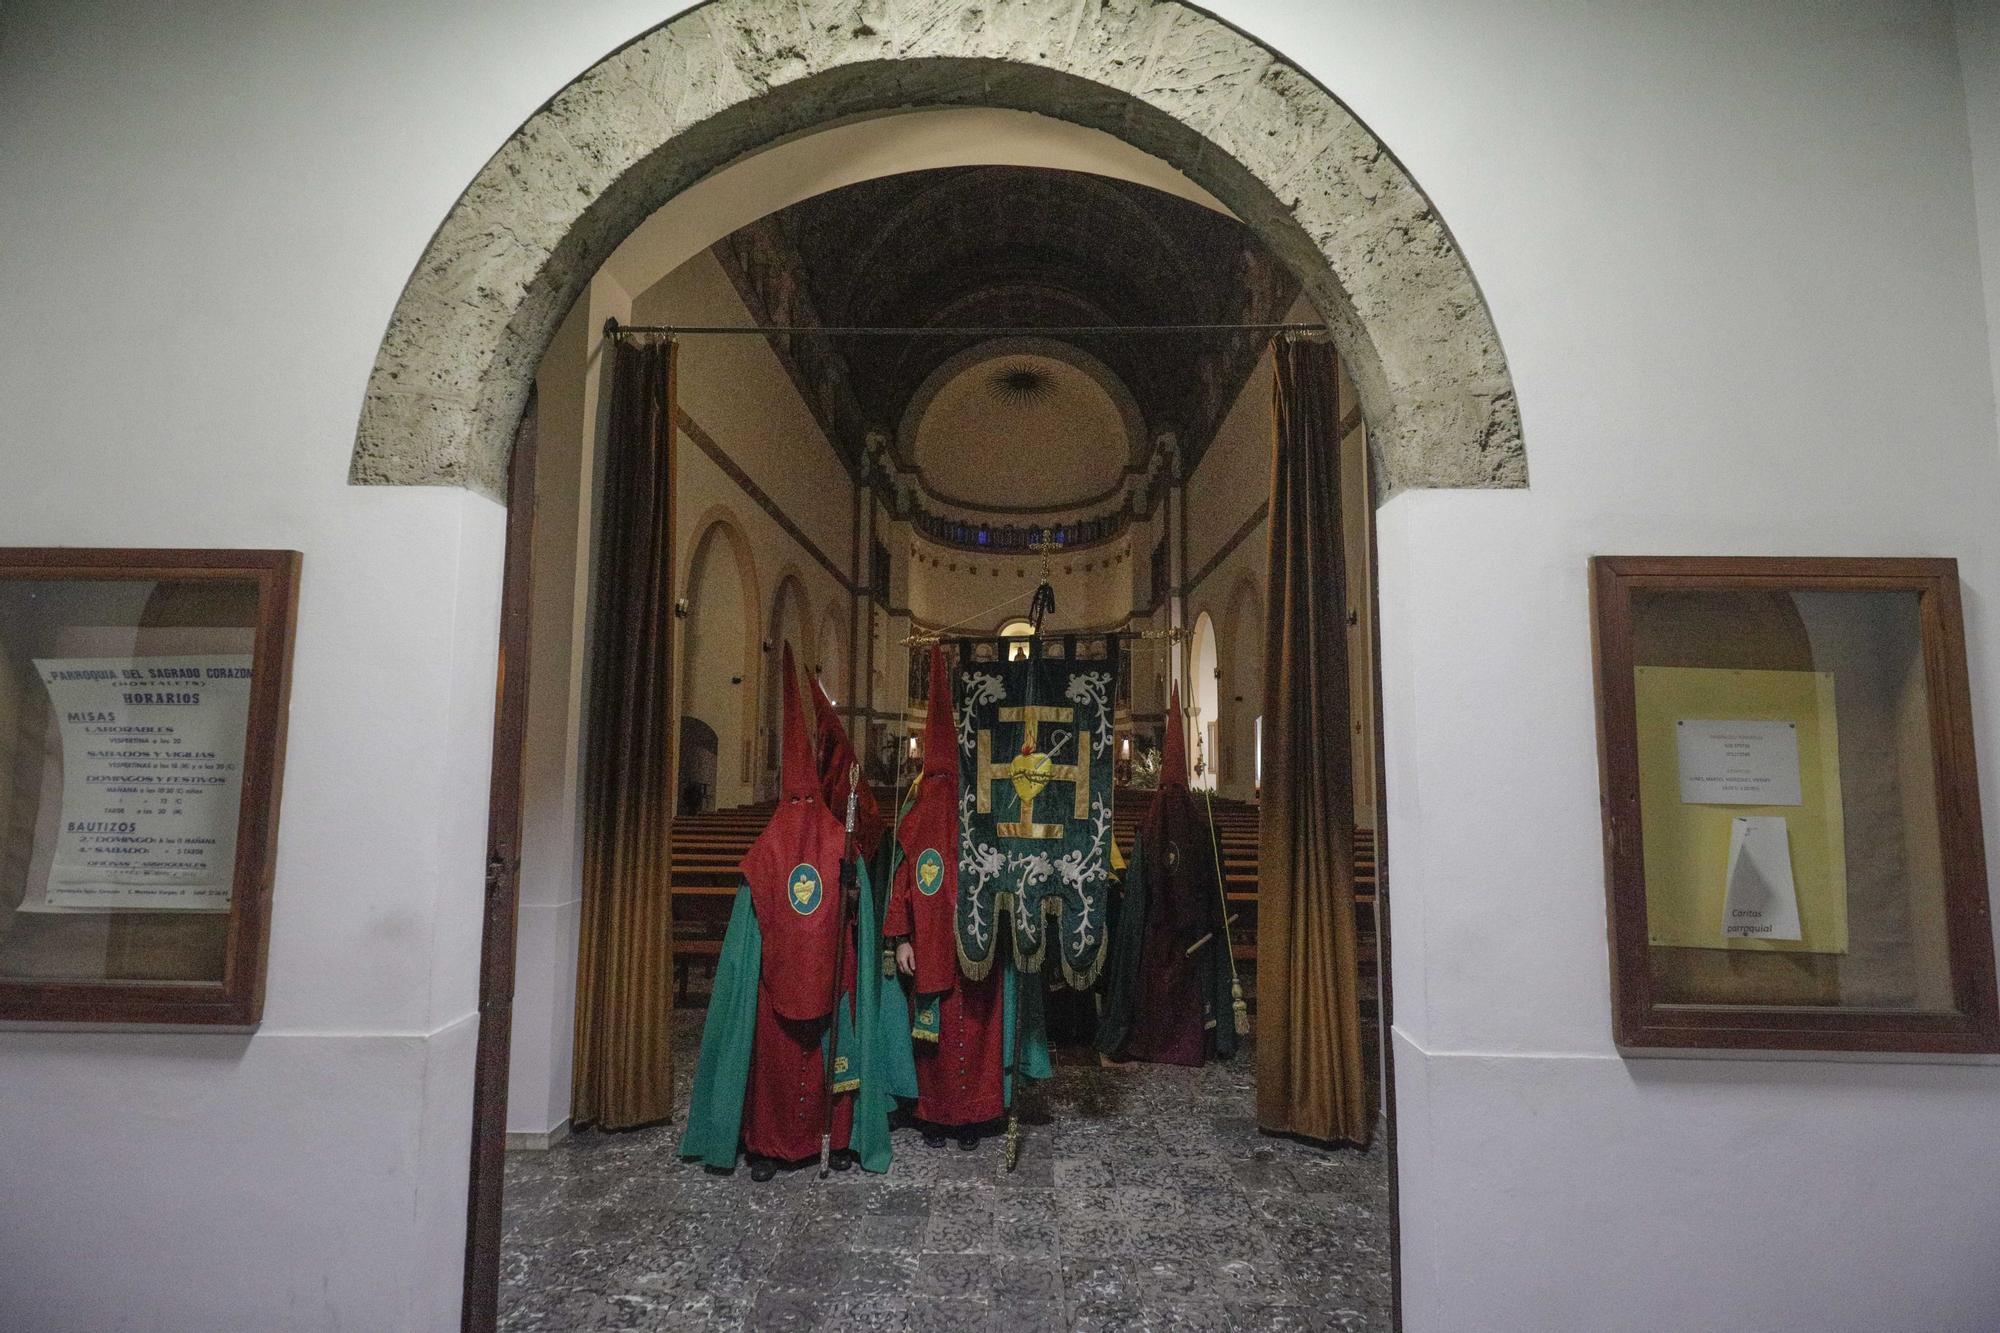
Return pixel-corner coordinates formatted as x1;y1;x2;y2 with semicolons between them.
808;667;919;1109
808;671;885;855
680;646;899;1170
1096;682;1238;1067
884;646;1006;1126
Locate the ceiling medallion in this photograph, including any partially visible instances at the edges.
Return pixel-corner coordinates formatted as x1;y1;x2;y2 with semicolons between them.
988;364;1055;406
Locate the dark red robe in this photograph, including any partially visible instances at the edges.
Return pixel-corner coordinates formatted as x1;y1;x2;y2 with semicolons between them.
883;647;1004;1126
739;648;858;1162
1098;682;1238;1067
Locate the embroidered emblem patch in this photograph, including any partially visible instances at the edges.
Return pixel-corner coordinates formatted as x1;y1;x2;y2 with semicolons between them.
916;847;945;897
788;863;824;916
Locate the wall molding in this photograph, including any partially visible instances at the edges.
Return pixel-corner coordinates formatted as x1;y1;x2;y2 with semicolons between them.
504;1120;572;1152
1184;501;1269;601
677;406;854;595
1181;405;1361;600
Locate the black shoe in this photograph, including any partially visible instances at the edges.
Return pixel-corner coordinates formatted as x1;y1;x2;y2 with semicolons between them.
830;1148;858;1171
956;1129;979;1152
921;1127;947;1148
749;1156;777;1183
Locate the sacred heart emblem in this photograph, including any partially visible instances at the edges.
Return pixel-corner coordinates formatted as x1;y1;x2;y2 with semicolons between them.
916;847;945;897
1009;743;1053;809
788;863;824;915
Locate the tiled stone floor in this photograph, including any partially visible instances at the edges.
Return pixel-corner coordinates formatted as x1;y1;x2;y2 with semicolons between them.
500;1015;1390;1331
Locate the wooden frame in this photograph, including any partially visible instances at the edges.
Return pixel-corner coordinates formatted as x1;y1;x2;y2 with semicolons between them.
463;398;538;1330
0;547;300;1026
1591;555;1999;1053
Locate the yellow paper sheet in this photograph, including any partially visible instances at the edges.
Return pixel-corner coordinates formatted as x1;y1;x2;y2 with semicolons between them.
1635;666;1847;953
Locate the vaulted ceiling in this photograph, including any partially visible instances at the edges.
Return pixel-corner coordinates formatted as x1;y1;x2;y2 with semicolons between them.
714;166;1301;503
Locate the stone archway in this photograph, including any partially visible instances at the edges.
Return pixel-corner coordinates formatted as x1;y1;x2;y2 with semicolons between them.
350;0;1523;504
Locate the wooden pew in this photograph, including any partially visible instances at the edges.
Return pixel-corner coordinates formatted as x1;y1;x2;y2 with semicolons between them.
669;793;1381;1018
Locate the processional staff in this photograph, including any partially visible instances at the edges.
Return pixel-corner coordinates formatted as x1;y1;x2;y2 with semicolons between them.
819;761;861;1179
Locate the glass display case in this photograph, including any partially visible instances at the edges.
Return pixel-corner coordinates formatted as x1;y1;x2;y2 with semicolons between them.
0;549;298;1024
1590;556;1997;1052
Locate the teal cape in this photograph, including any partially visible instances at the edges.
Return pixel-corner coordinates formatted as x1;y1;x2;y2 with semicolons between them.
680;856;907;1172
1004;955;1053;1100
1094;841;1145;1059
872;836;920;1104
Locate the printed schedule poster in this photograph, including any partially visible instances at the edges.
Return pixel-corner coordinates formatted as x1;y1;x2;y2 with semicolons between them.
28;654;253;911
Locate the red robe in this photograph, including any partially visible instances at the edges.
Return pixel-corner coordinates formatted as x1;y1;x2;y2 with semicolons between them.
739;649;859;1162
883;648;1004;1127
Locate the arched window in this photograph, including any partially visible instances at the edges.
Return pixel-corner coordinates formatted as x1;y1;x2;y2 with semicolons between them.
998;617;1034;662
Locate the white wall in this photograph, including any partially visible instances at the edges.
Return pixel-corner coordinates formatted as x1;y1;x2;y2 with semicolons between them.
1960;0;2000;459
1349;3;2000;1328
5;3;2000;1331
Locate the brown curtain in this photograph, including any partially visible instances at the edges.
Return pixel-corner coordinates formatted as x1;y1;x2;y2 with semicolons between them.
572;336;678;1130
1256;336;1370;1146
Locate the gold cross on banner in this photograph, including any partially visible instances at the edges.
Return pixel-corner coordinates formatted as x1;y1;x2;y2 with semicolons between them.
977;704;1090;839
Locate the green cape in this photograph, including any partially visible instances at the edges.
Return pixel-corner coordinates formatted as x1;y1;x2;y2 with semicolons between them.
680;857;903;1172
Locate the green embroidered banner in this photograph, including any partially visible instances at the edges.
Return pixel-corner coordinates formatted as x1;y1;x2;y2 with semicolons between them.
954;644;1116;986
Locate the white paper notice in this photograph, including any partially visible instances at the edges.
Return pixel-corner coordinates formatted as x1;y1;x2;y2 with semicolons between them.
1675;719;1802;806
1722;816;1802;940
25;654;253;912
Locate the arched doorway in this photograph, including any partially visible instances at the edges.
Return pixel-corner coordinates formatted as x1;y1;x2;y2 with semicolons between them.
675;717;718;817
349;3;1523;501
815;603;846;704
761;571;810;793
679;512;761;806
350;4;1528;1324
1220;576;1265;802
1188;609;1221;791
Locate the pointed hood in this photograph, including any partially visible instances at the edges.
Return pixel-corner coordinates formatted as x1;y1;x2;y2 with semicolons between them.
778;644;817;803
888;645;962;999
922;646;956;780
1161;681;1189;790
807;670;843;774
809;666;884;845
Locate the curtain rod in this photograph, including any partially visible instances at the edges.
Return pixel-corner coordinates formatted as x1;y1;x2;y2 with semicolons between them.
604;317;1326;339
902;626;1187;648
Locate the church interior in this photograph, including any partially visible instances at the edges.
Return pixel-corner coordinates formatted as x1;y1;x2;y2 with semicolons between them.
500;136;1390;1328
10;4;2000;1332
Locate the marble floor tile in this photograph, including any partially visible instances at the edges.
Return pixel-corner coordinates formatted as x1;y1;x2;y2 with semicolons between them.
499;1013;1391;1330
